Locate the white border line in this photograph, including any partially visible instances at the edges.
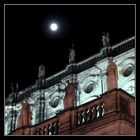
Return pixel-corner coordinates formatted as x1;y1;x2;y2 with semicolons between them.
4;4;6;136
4;4;136;5
134;3;136;136
4;4;136;136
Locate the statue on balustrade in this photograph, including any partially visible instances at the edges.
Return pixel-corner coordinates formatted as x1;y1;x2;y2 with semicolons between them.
102;32;111;47
105;57;118;91
17;99;32;128
69;43;75;64
102;32;112;56
10;82;15;92
38;64;45;78
64;80;75;110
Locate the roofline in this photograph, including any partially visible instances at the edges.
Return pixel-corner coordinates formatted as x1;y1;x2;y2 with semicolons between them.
5;36;135;105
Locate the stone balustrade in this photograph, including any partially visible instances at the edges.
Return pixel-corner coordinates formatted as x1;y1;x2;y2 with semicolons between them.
9;88;135;135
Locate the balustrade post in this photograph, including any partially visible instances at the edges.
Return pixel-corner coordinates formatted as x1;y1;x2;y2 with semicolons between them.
102;89;121;115
93;106;98;119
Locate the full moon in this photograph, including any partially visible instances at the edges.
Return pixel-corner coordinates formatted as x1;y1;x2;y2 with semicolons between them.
50;23;58;31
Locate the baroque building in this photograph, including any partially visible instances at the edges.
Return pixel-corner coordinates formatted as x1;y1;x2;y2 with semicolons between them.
5;35;135;135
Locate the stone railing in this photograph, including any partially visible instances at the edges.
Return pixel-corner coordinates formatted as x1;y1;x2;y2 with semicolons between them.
76;103;104;127
10;114;60;135
112;36;135;56
9;88;135;135
31;119;60;135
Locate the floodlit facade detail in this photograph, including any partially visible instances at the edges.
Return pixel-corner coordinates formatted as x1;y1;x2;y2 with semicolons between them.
5;36;135;135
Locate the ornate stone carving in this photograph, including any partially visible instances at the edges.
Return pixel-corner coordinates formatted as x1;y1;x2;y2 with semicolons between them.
84;82;95;93
49;96;60;108
122;64;134;77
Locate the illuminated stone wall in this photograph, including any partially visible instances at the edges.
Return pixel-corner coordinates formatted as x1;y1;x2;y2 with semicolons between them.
4;38;135;135
77;48;135;105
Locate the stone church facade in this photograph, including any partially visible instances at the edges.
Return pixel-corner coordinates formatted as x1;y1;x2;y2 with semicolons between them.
5;36;135;135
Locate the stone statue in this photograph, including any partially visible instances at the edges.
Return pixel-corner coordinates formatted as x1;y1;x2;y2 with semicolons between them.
105;58;118;91
17;99;32;128
64;80;75;110
10;82;15;92
106;32;110;46
16;82;19;91
38;64;45;78
102;32;110;47
69;43;75;63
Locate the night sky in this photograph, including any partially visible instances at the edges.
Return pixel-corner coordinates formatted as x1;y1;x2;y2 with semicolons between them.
5;4;135;97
